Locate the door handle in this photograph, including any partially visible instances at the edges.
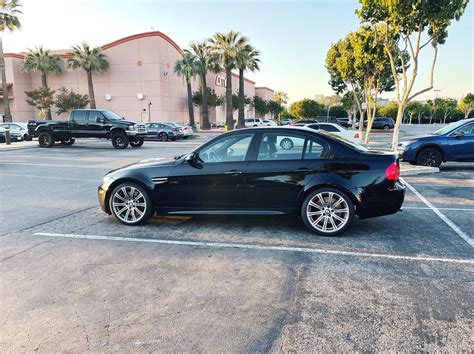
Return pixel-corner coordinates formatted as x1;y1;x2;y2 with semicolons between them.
295;167;312;173
225;170;243;175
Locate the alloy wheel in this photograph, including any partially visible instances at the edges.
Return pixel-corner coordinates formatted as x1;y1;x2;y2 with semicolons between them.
306;191;350;233
419;150;441;167
112;186;147;223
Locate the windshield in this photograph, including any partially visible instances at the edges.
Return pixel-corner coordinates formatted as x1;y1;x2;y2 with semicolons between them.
432;120;468;135
102;111;123;121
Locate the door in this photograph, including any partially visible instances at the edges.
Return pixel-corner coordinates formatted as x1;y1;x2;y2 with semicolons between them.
244;132;329;211
69;110;88;137
163;133;255;211
85;111;108;137
446;123;474;161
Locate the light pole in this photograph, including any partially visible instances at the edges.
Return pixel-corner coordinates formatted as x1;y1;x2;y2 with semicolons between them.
148;101;152;122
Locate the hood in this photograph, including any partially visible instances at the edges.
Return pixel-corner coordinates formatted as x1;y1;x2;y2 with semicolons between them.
400;134;436;143
115;120;140;126
106;157;177;177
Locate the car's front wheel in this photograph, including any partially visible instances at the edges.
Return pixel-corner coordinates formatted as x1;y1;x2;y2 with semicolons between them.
109;183;154;225
112;132;129;149
383;125;390;131
416;148;442;167
301;188;355;236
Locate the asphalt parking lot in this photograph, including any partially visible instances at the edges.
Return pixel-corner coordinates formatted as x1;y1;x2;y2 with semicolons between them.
1;134;473;351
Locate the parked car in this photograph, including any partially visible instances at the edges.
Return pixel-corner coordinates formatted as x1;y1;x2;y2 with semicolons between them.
291;119;318;126
245;118;263;127
356;117;394;131
0;126;24;143
145;123;181;141
280;118;292;126
304;123;360;143
399;118;474;167
336;117;352;128
262;119;277;126
316;116;340;124
164;121;192;139
98;126;405;236
28;109;147;149
0;122;32;141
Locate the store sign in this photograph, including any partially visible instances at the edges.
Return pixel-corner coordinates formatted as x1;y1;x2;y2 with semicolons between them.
215;74;227;87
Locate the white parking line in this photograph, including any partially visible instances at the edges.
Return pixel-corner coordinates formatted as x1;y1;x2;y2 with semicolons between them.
0;173;99;182
33;232;474;265
402;179;474;248
402;206;474;211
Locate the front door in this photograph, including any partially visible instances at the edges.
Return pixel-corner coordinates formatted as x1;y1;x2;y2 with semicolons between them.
164;133;255;211
244;131;329;212
85;111;108;138
447;122;474;161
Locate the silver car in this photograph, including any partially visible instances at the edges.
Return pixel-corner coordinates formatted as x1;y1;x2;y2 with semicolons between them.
0;122;31;141
164;121;193;139
145;123;180;141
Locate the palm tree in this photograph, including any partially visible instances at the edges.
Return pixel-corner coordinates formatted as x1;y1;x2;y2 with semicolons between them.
210;30;248;131
235;45;260;128
273;91;289;122
21;46;62;119
67;42;109;109
174;50;199;130
189;40;216;130
0;0;22;122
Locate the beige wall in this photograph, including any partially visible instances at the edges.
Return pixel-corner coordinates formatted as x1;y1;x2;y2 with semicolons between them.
3;31;272;125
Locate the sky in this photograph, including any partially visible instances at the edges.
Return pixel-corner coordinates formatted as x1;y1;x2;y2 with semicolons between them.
4;0;473;103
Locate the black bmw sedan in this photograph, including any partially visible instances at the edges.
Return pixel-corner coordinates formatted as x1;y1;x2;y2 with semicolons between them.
98;127;405;236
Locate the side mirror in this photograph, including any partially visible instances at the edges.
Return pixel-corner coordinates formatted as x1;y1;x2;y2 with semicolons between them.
185;153;203;168
453;130;465;138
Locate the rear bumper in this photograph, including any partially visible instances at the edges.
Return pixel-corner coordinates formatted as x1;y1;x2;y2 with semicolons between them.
357;180;405;219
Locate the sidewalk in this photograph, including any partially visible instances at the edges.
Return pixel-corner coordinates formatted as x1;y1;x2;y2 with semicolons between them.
0;140;38;152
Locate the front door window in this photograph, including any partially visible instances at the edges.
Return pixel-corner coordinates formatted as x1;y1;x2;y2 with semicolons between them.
199;134;254;163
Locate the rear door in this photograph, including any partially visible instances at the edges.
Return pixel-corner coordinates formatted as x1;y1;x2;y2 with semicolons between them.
446;123;474;161
244;131;329;211
69;110;88;136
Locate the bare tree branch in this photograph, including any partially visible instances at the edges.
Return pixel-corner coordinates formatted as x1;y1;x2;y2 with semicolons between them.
407;45;438;102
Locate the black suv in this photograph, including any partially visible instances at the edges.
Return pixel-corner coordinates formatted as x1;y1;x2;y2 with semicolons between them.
356;117;394;131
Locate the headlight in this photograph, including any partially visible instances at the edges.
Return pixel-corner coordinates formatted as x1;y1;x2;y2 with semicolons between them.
127;125;136;131
102;175;115;188
398;140;414;148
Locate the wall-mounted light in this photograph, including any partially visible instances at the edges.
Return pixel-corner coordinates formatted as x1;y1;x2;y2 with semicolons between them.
137;93;144;100
105;94;112;101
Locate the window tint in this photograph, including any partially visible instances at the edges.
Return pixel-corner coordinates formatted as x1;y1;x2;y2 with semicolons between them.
87;112;104;123
199;134;253;163
304;138;326;159
307;124;320;130
319;124;339;132
72;110;87;123
257;133;306;161
457;123;474;136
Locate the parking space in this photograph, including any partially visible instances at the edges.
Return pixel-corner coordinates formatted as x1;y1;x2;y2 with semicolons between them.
1;138;473;351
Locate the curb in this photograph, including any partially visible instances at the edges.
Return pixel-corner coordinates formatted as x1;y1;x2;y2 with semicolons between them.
400;165;439;176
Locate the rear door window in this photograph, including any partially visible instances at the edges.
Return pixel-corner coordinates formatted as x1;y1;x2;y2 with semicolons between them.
72;110;87;123
319;124;339;132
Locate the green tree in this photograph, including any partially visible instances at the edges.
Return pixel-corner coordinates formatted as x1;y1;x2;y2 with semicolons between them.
404;101;426;124
190;40;217;130
435;97;458;124
25;87;55;119
0;0;22;122
21;46;62;119
358;0;469;149
210;30;248;130
174;50;199;130
273;91;289;121
378;101;398;120
252;95;269;117
341;91;359;127
426;99;437;124
54;87;89;115
192;87;224;108
231;92;251;111
288;99;325;119
267;100;283;119
67;42;109;109
235;44;260;129
458;93;474;119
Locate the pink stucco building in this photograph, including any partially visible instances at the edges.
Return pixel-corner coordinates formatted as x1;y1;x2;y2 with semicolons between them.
1;31;274;125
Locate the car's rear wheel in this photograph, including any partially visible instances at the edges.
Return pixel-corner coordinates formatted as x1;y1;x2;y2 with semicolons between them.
158;132;168;141
130;138;144;148
112;132;129;149
301;188;355;236
280;138;294;150
38;132;55;148
416;148;442;167
61;138;75;145
109;183;154;225
383;125;390;131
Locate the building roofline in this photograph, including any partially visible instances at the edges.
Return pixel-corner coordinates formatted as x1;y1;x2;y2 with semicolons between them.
255;86;274;92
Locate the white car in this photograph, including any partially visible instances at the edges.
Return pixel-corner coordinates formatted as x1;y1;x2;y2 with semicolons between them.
245;118;263;127
304;122;360;143
164;121;194;139
262;119;277;126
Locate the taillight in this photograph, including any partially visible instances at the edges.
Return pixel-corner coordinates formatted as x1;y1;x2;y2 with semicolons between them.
385;162;400;181
354;133;359;138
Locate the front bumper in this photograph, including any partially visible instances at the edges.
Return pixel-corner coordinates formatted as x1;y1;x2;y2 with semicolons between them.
98;184;109;213
357;180;406;219
125;131;147;138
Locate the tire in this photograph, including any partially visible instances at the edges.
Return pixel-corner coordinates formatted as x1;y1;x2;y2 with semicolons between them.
416;148;442;167
183;136;189;139
130;138;144;148
111;132;129;149
109;183;154;226
158;132;168;142
253;125;258;127
301;187;355;236
38;132;55;148
280;138;294;150
383;125;390;131
61;138;75;146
